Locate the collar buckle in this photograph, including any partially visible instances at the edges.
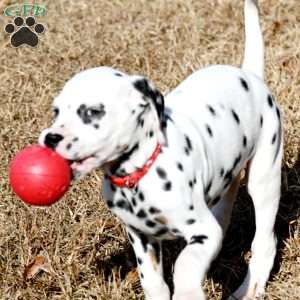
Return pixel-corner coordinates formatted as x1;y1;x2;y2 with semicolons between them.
126;178;137;189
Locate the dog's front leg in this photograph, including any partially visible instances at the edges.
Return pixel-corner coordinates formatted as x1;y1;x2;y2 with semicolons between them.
173;210;223;300
127;228;170;300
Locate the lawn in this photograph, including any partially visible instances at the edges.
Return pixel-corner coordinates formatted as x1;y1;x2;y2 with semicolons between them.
0;0;299;299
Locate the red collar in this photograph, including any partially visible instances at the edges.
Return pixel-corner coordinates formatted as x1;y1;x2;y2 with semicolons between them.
108;143;161;189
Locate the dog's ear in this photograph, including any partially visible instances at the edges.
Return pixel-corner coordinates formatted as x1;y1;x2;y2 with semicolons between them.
132;77;165;125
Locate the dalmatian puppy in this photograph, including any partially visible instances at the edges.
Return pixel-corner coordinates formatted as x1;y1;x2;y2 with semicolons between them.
39;0;283;299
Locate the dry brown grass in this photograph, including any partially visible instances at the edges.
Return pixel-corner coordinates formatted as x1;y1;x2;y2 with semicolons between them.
0;0;299;299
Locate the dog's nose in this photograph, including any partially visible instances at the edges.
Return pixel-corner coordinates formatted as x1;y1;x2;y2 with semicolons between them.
44;133;64;149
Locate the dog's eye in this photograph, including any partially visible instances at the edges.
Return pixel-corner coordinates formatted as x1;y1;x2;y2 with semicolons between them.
53;107;59;119
86;107;105;118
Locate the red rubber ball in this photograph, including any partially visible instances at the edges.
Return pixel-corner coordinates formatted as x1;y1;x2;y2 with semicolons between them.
9;145;71;206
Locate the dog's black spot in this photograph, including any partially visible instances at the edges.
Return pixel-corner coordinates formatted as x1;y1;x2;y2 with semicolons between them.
161;119;167;130
233;153;242;169
224;170;233;187
189;180;194;188
211;196;221;206
186;219;196;225
138;192;145;202
206;124;213;137
207;105;216;116
151;242;160;264
149;207;161;214
128;232;134;244
110;183;117;192
115;199;133;213
190;235;208;245
189;205;194;210
116;200;128;209
231;109;240;124
137;209;147;219
276;107;281;120
133;78;165;125
177;162;184;171
171;228;180;234
193;177;197;184
77;103;106;124
273;126;282;163
184;147;190;156
149;130;154;138
134;79;156;101
240;77;249;91
271;133;277;144
131;110;136;114
163;181;172;191
185;135;193;151
156;167;167;179
66;143;72;150
139;233;149;251
93;124;99;129
137;118;145;128
141;273;144;279
137;257;143;265
128;203;133;213
121;190;126;198
145;220;156;228
243;135;247;147
53;107;59;119
260;115;264;127
106;200;114;208
72;137;79;142
204;180;212;195
267;95;274;108
220;168;225;177
131;197;137;207
115;72;123;77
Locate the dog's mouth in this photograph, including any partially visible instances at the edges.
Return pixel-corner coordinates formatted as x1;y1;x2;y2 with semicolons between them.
68;154;94;165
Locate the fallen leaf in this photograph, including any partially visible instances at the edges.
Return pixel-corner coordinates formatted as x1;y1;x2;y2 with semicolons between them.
24;252;51;280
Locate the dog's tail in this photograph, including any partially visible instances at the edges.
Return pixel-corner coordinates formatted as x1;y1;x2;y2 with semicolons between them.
242;0;264;79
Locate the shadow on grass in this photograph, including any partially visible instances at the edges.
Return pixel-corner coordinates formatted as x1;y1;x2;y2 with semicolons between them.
162;159;300;298
95;159;299;299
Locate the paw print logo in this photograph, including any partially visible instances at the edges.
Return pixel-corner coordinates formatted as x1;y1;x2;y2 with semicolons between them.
4;16;45;47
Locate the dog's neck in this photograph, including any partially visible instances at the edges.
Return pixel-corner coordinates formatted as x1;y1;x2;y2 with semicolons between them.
104;118;162;177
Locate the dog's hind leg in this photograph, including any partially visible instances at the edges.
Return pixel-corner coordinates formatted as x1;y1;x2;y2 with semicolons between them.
229;113;283;299
211;172;241;233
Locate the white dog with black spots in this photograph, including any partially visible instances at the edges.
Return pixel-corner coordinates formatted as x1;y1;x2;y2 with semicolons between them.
39;0;283;299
